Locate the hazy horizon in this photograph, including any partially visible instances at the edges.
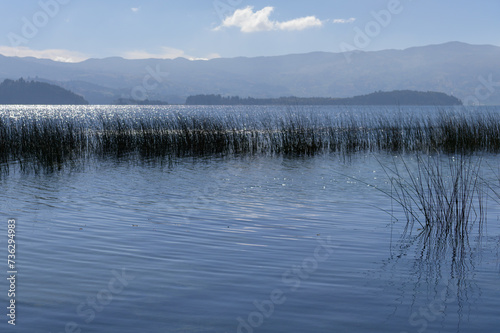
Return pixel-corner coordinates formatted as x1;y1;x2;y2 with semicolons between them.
1;2;500;105
1;40;497;63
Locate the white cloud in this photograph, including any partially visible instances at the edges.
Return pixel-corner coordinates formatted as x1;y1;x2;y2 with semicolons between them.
217;6;275;32
332;18;356;24
122;47;221;61
214;6;323;33
277;16;323;31
131;7;140;12
0;46;88;62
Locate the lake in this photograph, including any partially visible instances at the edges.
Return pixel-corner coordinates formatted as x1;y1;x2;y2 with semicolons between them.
1;105;499;333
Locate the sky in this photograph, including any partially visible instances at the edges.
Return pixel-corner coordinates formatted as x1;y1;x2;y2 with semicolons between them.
0;0;499;62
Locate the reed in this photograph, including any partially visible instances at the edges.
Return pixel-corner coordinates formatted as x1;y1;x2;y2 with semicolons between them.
0;107;499;168
381;153;485;265
379;152;492;285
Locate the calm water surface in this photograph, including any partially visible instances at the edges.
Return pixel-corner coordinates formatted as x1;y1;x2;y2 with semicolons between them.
0;106;499;333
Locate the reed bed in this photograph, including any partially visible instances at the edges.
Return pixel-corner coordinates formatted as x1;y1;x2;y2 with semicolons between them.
0;107;499;168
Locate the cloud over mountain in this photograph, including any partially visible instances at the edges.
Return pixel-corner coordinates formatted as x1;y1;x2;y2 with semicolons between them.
0;46;88;63
122;47;220;61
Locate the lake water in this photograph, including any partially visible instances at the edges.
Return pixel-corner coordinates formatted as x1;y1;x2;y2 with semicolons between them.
1;106;499;333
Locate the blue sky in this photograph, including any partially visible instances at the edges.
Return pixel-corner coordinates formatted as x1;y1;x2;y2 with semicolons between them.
0;0;499;62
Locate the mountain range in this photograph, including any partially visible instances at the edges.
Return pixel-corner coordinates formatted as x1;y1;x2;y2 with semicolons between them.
0;42;499;105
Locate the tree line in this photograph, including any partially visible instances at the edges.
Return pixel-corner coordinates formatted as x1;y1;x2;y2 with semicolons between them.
185;90;462;106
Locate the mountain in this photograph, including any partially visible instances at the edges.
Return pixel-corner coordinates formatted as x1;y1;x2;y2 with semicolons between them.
0;78;89;105
0;42;499;105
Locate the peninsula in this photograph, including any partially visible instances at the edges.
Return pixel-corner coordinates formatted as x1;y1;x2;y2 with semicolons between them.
185;90;462;106
0;78;89;105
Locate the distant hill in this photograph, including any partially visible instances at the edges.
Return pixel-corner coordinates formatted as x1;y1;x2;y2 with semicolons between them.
0;78;88;105
0;42;499;105
185;90;462;106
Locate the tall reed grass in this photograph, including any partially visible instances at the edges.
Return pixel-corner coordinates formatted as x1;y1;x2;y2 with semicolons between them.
383;153;485;234
0;106;499;168
380;153;486;277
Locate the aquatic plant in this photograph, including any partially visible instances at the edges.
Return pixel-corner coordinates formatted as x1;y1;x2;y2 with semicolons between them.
383;154;484;233
380;153;486;279
0;106;499;169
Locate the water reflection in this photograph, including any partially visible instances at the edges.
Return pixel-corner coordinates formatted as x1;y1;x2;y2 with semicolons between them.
1;137;499;332
383;206;491;332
